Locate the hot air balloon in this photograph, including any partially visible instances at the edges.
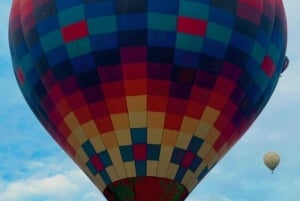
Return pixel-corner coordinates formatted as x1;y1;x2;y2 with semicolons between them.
263;152;280;173
9;0;288;200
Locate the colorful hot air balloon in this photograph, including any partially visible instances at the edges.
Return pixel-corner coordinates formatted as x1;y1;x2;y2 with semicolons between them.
263;152;280;173
9;0;288;200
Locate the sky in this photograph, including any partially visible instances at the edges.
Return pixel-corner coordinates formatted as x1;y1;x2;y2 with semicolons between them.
0;0;299;201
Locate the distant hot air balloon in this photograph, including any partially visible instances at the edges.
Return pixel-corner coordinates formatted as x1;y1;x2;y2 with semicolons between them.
264;152;280;173
9;0;288;200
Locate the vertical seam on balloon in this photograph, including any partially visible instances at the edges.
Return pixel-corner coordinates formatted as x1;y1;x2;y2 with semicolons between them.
162;0;184;183
113;0;132;182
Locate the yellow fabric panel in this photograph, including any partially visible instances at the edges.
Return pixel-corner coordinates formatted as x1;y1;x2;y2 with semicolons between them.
110;113;130;130
201;106;220;124
94;174;107;191
90;135;106;153
124;161;136;178
197;141;211;158
166;163;179;179
115;129;132;146
73;126;88;144
176;133;192;149
147;160;158;176
108;148;127;178
64;112;80;130
102;132;119;149
75;147;89;163
208;156;218;169
205;127;220;146
180;116;198;135
128;112;147;128
147;111;165;128
204;148;217;168
186;162;207;191
194;121;212;139
82;120;100;138
157;146;173;177
74;158;85;174
74;154;87;168
181;170;194;187
161;129;178;146
126;95;146;112
106;166;119;182
147;128;163;144
187;177;198;193
67;133;81;151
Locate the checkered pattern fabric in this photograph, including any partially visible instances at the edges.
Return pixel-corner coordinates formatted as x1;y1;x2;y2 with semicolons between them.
9;0;287;198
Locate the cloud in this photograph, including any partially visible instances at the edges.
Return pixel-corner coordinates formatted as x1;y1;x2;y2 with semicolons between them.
0;167;106;201
0;174;77;200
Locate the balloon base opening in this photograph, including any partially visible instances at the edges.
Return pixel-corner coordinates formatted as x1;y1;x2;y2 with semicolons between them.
103;176;188;201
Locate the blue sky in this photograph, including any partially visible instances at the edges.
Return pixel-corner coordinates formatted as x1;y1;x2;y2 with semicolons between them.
1;1;299;200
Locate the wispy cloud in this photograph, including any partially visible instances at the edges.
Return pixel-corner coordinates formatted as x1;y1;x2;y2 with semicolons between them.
1;174;78;200
0;157;105;201
0;170;105;201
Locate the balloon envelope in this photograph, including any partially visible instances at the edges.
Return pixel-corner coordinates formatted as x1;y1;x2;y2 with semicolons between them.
264;152;280;172
9;0;287;200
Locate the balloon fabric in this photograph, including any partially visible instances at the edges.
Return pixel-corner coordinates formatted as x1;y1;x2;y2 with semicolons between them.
263;152;280;173
9;0;287;200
